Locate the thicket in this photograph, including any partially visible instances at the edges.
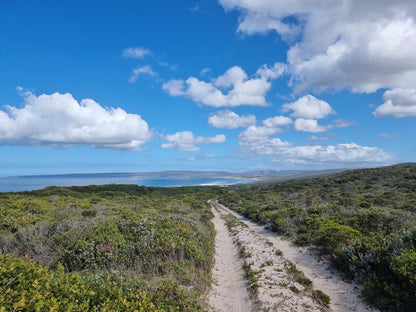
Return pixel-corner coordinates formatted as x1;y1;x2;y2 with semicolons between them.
0;185;218;311
218;163;416;311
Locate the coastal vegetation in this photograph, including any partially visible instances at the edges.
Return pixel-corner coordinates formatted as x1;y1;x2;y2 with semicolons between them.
0;185;217;311
1;163;415;311
217;163;416;311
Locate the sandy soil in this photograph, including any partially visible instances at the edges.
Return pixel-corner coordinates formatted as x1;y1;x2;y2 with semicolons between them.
208;206;254;312
209;200;378;312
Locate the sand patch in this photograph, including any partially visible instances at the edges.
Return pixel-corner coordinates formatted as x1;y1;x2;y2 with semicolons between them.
211;200;377;312
208;206;253;312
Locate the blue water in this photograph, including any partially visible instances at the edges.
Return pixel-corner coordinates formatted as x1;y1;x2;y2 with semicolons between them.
0;175;254;192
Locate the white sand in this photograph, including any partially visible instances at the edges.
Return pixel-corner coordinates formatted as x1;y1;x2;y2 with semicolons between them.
208;206;254;312
210;201;378;312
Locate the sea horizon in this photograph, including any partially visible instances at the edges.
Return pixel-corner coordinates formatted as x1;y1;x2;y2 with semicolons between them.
0;173;255;193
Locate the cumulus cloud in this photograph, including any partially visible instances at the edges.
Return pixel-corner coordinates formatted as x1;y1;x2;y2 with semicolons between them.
239;126;282;143
238;127;392;164
208;110;256;129
373;88;416;117
122;47;152;59
218;0;416;93
282;95;335;119
240;138;393;164
256;63;286;80
0;90;152;150
294;118;332;133
237;115;294;150
161;131;226;152
236;115;392;164
129;65;157;83
268;143;394;164
239;125;293;156
162;79;185;96
262;116;292;128
163;63;284;107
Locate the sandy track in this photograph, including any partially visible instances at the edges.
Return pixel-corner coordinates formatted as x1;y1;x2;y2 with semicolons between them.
208;206;254;312
214;201;377;312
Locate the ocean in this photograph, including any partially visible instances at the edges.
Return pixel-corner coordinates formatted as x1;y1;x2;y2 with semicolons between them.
0;174;254;192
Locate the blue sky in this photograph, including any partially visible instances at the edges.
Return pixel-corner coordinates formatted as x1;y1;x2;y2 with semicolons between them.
1;0;415;176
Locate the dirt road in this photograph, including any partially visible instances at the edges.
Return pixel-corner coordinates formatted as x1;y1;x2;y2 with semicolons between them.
208;206;254;312
208;201;377;312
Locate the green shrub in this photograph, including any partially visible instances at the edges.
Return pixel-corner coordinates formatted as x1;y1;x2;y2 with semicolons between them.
217;163;416;310
313;289;330;306
289;286;300;293
285;262;312;287
0;254;162;311
307;217;362;252
242;262;260;297
364;250;416;311
0;186;216;311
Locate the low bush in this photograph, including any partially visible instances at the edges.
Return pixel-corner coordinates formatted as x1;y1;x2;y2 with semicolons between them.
218;163;416;310
0;254;163;311
0;185;217;310
313;289;330;306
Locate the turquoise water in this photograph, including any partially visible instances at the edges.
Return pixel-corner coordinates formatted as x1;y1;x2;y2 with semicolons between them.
0;175;253;192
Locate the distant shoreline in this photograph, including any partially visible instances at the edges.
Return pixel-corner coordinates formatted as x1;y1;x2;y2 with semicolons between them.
0;175;256;193
0;167;348;180
0;168;352;193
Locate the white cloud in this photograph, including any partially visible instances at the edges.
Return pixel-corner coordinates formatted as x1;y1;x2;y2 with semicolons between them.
282;95;335;119
333;119;355;128
239;126;282;143
239;125;293;156
270;143;393;164
294;118;332;133
0;90;152;150
208;110;256;129
200;67;211;76
218;0;416;93
163;64;283;107
256;63;286;80
122;47;152;59
237;116;294;151
236;116;393;164
374;88;416;117
241;137;293;156
161;131;226;152
379;133;401;138
309;136;329;141
214;66;247;88
184;153;215;161
129;65;157;83
240;138;393;164
158;61;177;71
162;79;185;96
262;116;292;128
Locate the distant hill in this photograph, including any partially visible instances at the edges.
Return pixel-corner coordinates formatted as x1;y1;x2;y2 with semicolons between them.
8;164;415;185
11;168;348;180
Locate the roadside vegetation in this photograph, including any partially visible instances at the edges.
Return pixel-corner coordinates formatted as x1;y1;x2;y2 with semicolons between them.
222;210;329;310
218;163;416;311
1;164;415;311
0;185;217;311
